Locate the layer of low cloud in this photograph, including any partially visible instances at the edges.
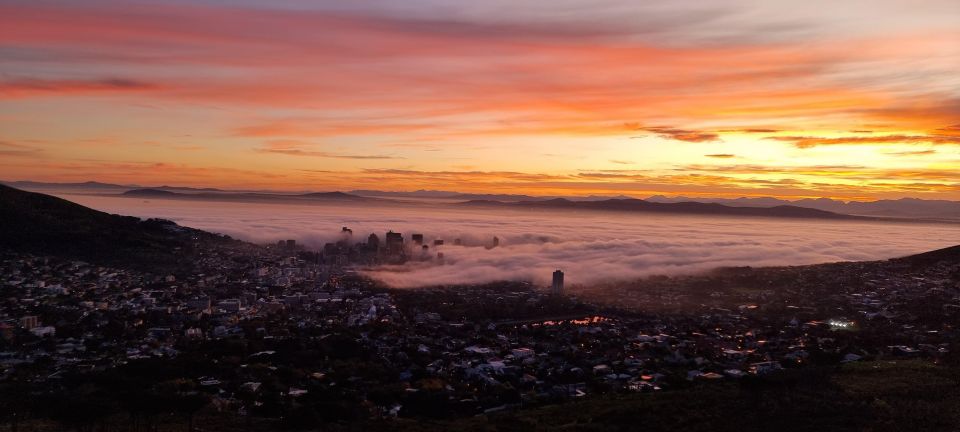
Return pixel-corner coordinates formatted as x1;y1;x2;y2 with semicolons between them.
61;194;960;289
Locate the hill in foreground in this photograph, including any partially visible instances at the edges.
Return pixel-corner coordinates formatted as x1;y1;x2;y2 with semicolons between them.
0;184;234;272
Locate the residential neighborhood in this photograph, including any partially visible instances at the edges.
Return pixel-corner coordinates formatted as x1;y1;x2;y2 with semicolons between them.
1;228;957;429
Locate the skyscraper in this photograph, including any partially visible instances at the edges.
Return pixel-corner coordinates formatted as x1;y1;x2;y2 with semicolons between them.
551;270;564;296
385;231;404;257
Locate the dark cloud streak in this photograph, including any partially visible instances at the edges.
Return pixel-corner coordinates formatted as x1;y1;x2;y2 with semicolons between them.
634;125;720;143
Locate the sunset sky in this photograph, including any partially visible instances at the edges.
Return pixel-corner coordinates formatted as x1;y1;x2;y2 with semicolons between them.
1;0;959;199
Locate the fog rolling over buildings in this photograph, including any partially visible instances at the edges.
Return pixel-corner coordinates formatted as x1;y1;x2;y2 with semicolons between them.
57;193;960;288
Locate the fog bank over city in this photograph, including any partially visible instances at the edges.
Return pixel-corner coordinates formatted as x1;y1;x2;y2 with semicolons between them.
62;194;960;288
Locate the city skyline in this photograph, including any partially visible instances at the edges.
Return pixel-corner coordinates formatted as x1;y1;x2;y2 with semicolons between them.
2;0;959;199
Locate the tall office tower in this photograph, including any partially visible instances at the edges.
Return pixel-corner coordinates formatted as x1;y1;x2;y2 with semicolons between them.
433;239;444;246
412;233;424;245
551;270;564;296
492;236;500;248
367;233;380;251
20;315;39;330
385;231;404;256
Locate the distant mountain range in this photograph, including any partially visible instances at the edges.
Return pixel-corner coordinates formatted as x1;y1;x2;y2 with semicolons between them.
3;180;137;190
0;184;235;271
1;180;236;194
351;190;960;220
353;190;960;220
4;180;958;221
645;195;960;220
350;189;634;202
458;198;862;220
124;189;868;220
122;188;373;203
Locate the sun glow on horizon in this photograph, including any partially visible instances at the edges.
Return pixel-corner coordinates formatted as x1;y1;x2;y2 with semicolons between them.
1;0;958;199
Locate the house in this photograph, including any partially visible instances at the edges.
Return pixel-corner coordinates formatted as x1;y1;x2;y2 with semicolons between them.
749;361;783;375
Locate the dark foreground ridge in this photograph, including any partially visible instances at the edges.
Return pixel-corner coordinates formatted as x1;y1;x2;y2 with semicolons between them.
0;184;235;271
892;243;960;266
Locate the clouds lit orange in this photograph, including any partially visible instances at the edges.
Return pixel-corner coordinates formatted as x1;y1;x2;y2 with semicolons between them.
1;0;958;199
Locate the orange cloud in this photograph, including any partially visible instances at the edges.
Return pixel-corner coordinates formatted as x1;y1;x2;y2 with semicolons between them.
0;140;43;157
2;2;954;133
234;121;435;138
0;2;958;199
256;140;402;160
767;134;960;148
883;149;937;156
635;125;720;143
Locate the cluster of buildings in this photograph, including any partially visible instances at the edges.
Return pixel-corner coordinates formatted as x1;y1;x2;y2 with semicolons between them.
317;227;501;265
0;227;957;421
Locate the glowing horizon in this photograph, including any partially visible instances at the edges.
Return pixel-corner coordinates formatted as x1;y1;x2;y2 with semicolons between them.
2;0;959;200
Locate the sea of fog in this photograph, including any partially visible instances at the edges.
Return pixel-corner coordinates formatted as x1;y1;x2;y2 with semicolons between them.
59;194;960;288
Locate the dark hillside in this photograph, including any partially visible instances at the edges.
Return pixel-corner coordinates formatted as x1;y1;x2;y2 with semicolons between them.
0;184;233;271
